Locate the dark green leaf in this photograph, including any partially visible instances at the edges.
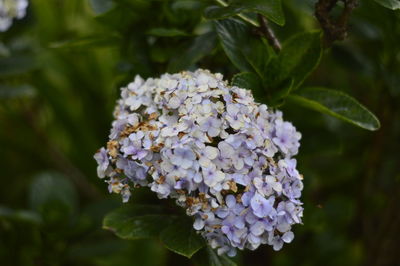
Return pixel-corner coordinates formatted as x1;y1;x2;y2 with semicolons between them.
0;55;38;77
215;18;269;75
49;35;121;49
288;87;380;131
168;31;217;73
374;0;400;10
232;72;267;101
0;207;42;224
0;84;36;99
269;78;294;106
95;5;138;31
232;72;261;90
29;172;78;212
207;247;237;266
266;31;322;90
0;42;10;56
160;217;205;258
205;0;285;26
103;205;173;240
89;0;114;14
146;28;189;37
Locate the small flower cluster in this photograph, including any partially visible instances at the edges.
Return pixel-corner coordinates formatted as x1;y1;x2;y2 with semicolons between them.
94;69;303;256
0;0;28;32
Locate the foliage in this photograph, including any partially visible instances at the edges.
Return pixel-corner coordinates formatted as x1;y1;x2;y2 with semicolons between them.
1;0;400;265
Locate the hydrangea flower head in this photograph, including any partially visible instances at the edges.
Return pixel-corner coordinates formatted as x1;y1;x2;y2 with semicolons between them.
94;69;303;256
0;0;28;32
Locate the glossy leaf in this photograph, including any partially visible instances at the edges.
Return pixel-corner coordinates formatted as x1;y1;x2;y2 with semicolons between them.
215;18;269;75
374;0;400;10
288;87;380;131
269;78;294;106
232;72;266;101
168;31;217;72
205;0;285;26
266;31;322;90
160;217;205;258
103;205;173;240
232;72;261;90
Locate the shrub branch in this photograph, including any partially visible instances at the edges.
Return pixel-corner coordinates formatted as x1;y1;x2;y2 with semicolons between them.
257;14;282;53
315;0;358;47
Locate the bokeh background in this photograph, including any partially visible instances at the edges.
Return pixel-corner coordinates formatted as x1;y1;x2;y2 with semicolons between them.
1;0;399;265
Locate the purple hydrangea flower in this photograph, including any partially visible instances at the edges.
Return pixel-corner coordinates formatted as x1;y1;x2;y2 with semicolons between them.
251;193;274;218
94;69;303;256
93;147;109;178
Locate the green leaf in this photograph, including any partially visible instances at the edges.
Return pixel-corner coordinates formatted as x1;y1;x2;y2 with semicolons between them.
89;0;114;14
95;5;138;31
168;31;217;73
29;172;78;213
232;72;261;90
146;27;189;37
0;84;36;99
160;217;205;258
0;55;38;77
49;35;121;49
205;0;285;26
207;247;237;266
215;18;270;75
269;78;294;106
374;0;400;10
232;72;266;101
103;205;173;240
0;207;42;224
288;87;380;131
266;31;322;90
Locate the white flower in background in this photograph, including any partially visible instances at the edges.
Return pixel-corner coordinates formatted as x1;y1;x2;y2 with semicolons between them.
0;0;28;32
94;69;303;256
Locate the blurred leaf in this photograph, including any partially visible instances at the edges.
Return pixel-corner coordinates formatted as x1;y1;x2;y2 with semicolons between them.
0;55;38;77
103;204;173;240
205;0;285;26
0;207;42;224
207;247;237;266
160;216;205;258
49;35;121;49
0;42;10;56
68;239;127;259
168;31;217;72
266;31;322;90
0;84;35;99
146;28;189;37
288;87;381;130
29;172;78;213
82;198;121;226
215;18;269;75
374;0;400;9
95;5;137;31
89;0;115;14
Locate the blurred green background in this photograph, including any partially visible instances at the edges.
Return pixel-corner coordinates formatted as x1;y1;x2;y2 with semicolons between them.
1;0;399;265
